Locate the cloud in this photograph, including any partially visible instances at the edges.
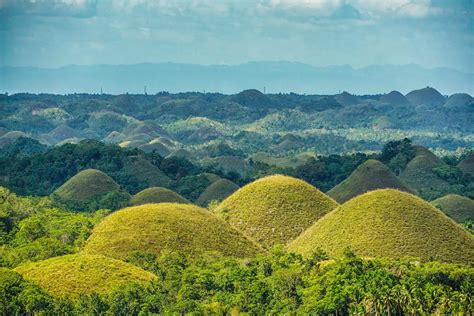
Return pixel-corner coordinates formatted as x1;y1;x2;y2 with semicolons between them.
351;0;442;18
0;0;97;17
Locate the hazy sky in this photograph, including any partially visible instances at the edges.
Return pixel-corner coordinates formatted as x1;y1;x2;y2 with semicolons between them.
1;0;472;72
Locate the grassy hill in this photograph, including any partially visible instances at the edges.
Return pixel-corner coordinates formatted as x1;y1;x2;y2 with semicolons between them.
288;189;474;263
196;179;239;206
138;142;170;156
122;156;172;190
53;169;121;201
84;203;262;259
200;156;252;177
215;175;338;248
327;159;417;203
130;187;190;206
405;87;446;107
14;254;155;297
458;153;474;176
432;194;474;223
399;147;451;200
380;90;410;106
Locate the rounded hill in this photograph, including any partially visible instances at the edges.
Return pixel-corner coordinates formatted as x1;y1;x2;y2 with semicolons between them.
215;175;338;248
405;87;445;108
432;194;474;223
380;91;410;106
14;254;155;297
53;169;121;202
288;189;474;263
130;187;190;206
84;203;262;259
196;179;239;206
458;153;474;176
328;159;417;203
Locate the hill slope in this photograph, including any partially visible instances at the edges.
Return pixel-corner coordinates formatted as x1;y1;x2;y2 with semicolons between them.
14;254;155;297
458;153;474;176
405;87;446;107
432;194;474;223
288;189;474;263
327;159;417;203
130;187;190;206
53;169;120;201
84;203;262;259
215;175;338;248
196;179;239;206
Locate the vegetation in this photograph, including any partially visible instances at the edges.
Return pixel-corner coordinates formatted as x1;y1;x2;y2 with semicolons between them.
215;175;338;248
196;179;239;206
432;194;474;223
2;249;473;314
288;189;474;263
328;159;417;203
14;254;155;297
84;203;262;259
130;187;190;206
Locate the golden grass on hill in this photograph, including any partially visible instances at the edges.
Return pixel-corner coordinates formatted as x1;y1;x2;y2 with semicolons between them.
196;179;239;206
53;169;120;201
328;159;417;203
215;175;338;248
287;189;474;263
130;187;190;206
432;194;474;223
14;254;155;297
84;203;262;259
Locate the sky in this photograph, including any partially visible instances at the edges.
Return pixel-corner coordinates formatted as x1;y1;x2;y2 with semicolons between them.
0;0;473;72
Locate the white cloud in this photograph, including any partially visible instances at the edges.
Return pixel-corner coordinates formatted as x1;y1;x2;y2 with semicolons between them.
0;0;97;17
351;0;441;18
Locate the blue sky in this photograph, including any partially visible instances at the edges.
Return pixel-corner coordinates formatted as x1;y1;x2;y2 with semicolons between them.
1;0;472;72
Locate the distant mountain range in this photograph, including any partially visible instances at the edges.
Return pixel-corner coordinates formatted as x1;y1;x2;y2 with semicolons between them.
1;61;473;95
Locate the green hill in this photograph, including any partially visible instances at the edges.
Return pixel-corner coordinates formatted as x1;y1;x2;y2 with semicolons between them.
138;142;170;156
122;156;172;189
84;203;262;259
380;90;410;106
432;194;474;223
327;159;417;203
130;187;190;206
405;87;446;108
14;254;155;297
458;153;474;176
196;179;239;206
102;131;126;144
53;169;121;202
215;175;338;248
288;189;474;263
399;147;451;200
335;91;360;106
200;156;252;177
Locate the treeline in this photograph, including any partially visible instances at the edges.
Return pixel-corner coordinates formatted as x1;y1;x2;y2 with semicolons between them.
2;249;473;315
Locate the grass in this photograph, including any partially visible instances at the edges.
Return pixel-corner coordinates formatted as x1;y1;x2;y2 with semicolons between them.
122;156;172;188
14;254;155;298
328;159;417;203
400;149;451;200
130;187;190;206
53;169;121;201
83;203;262;259
138;142;170;155
200;156;251;177
249;152;314;168
287;189;474;263
215;175;338;248
432;194;474;223
458;152;474;176
196;179;239;206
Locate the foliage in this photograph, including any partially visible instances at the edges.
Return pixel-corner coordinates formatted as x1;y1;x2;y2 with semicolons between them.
288;189;474;263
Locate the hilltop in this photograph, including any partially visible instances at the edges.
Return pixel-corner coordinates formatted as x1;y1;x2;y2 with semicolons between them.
130;187;190;206
215;175;338;248
14;254;155;297
327;159;417;203
288;189;474;263
84;203;262;259
196;179;239;206
405;87;446;108
432;194;474;223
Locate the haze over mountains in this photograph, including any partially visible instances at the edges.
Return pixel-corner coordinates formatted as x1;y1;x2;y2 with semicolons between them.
1;61;473;95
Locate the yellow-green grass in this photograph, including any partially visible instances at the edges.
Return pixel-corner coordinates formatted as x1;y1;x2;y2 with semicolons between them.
138;142;170;156
53;169;121;201
215;175;338;248
119;140;147;148
432;194;474;223
14;254;155;298
458;153;474;176
328;159;417;203
84;203;262;259
400;154;450;200
196;179;239;206
130;187;190;206
200;156;252;177
122;156;172;188
249;152;314;168
287;189;474;263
